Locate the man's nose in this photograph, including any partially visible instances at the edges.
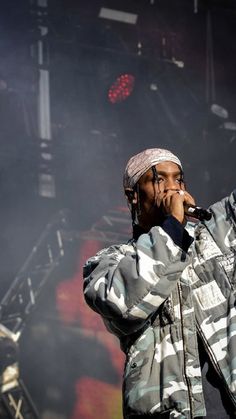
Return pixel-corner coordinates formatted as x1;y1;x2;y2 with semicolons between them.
165;178;179;190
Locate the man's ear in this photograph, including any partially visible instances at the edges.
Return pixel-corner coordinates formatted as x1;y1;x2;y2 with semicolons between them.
124;188;138;205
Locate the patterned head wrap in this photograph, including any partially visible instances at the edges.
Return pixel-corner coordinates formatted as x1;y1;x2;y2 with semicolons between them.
123;148;183;189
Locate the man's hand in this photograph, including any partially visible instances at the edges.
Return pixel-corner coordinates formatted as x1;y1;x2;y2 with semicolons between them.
161;190;196;224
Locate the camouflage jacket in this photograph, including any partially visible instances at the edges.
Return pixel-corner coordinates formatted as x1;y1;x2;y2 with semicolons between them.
83;191;236;418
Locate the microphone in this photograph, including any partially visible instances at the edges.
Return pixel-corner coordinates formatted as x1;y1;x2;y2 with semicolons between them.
184;204;212;221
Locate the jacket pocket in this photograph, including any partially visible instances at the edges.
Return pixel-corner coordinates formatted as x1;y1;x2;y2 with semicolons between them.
216;252;236;290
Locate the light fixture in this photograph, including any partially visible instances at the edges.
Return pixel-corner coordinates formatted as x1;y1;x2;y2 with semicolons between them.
99;7;138;25
108;74;135;104
211;103;228;119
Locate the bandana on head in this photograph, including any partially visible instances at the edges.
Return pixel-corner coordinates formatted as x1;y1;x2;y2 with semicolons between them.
123;148;183;189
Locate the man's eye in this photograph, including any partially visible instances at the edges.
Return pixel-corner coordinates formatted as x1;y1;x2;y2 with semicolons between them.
157;177;164;183
176;178;182;183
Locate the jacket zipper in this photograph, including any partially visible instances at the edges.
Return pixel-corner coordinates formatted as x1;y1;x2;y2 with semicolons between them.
177;282;194;419
197;323;236;409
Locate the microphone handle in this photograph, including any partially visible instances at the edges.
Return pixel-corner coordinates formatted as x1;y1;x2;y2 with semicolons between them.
184;205;212;221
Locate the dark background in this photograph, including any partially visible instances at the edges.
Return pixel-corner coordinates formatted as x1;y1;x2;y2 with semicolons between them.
0;1;235;418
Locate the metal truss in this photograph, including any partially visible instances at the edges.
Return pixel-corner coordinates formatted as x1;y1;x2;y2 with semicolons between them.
79;207;131;244
0;205;130;417
1;379;39;419
0;209;69;418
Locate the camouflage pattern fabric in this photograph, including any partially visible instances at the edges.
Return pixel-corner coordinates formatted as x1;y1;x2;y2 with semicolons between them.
83;190;236;418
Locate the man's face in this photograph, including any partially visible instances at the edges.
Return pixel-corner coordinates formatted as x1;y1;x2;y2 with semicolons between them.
136;161;185;230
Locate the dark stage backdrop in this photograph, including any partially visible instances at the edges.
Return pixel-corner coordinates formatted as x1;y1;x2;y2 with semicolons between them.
0;0;235;418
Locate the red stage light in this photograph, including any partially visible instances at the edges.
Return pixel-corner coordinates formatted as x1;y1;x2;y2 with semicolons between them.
108;74;135;104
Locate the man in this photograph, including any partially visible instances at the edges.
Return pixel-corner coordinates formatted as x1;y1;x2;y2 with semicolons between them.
83;148;236;418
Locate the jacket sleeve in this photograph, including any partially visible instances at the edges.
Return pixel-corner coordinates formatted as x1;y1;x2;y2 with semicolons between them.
83;224;191;337
204;189;236;253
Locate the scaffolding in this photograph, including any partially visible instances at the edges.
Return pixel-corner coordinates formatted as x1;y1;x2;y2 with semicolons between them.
0;210;69;418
